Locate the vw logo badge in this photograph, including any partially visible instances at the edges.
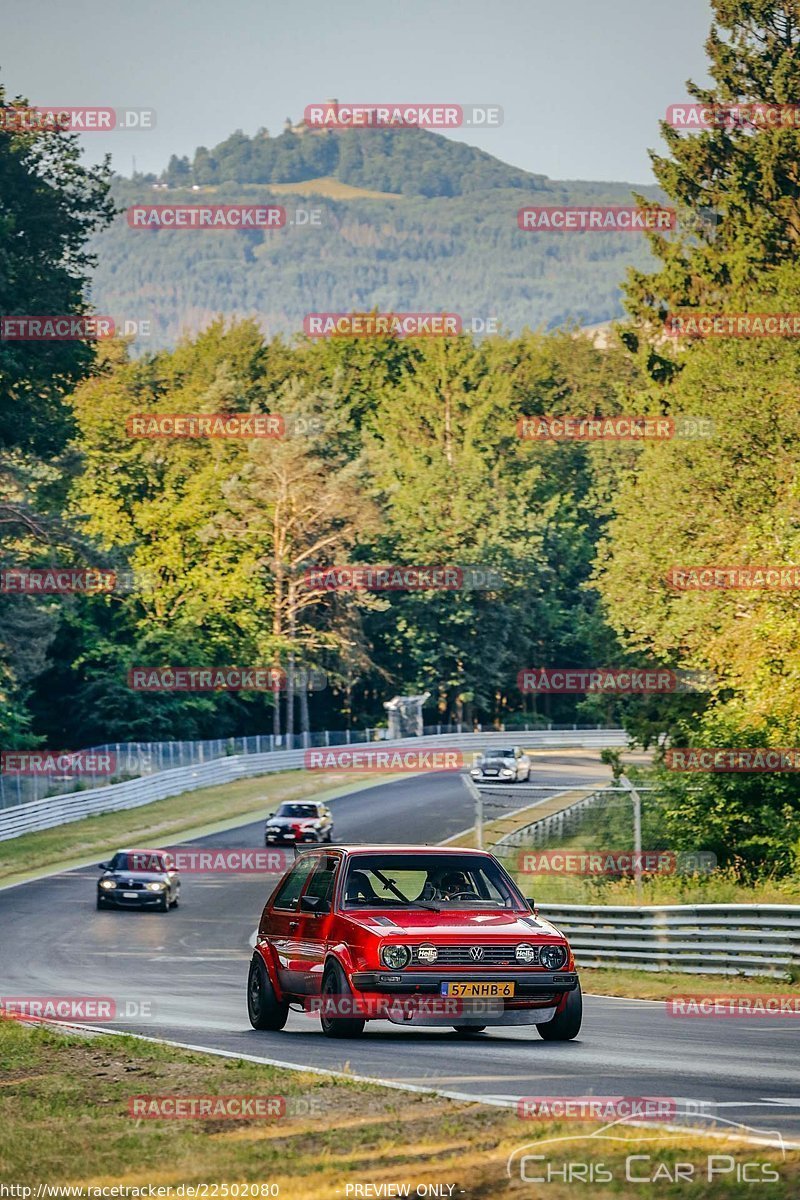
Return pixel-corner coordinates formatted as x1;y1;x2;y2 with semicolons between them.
469;946;484;961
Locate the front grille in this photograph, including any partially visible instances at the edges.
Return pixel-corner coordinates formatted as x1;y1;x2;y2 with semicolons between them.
117;881;147;890
411;944;540;966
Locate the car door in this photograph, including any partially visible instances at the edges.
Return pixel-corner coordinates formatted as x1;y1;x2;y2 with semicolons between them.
288;853;341;995
267;855;319;993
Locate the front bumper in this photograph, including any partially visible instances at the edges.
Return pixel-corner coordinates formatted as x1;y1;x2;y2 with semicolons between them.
350;970;578;997
265;830;319;843
98;889;166;906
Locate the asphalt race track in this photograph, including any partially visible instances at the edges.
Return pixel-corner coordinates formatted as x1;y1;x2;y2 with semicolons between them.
1;752;799;1145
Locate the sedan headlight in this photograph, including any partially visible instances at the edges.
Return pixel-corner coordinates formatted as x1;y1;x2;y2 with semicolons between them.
99;879;117;890
539;944;567;970
146;881;167;891
501;768;514;777
515;942;537;964
380;944;411;969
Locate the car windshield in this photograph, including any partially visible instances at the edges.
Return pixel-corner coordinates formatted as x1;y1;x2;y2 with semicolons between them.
342;853;523;910
485;750;515;759
276;804;318;818
111;852;166;872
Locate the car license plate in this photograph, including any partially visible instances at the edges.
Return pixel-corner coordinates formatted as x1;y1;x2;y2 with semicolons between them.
440;981;515;998
122;891;138;898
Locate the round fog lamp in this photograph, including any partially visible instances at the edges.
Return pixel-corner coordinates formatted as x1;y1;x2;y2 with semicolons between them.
515;942;537;964
416;944;438;964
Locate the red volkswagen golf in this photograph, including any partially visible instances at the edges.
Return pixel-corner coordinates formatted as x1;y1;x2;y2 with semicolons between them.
247;844;582;1039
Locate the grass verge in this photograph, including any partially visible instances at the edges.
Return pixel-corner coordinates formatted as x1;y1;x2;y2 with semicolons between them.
0;769;382;886
580;967;800;1000
0;1018;797;1198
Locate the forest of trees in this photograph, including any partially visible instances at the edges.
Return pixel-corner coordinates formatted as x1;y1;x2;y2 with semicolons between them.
3;1;800;873
92;135;664;349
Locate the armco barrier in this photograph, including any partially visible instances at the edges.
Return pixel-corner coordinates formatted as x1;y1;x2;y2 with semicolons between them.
0;730;627;842
536;903;800;979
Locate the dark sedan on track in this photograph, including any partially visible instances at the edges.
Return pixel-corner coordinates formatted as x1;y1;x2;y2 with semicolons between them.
97;849;180;911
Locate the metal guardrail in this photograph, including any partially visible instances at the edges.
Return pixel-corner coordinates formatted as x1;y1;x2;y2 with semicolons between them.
537;902;800;980
0;730;627;842
491;788;607;850
0;722;623;808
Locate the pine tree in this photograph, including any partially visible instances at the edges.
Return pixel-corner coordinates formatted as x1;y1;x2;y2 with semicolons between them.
625;0;800;327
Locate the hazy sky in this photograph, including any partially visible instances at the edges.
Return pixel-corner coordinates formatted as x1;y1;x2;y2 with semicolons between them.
4;0;713;184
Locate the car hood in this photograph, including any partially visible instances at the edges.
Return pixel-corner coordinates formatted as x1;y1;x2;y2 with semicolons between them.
481;757;514;766
267;817;318;826
346;909;564;939
103;870;168;883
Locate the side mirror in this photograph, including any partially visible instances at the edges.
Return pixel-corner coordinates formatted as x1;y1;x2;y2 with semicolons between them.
98;862;109;870
300;894;329;914
527;897;536;911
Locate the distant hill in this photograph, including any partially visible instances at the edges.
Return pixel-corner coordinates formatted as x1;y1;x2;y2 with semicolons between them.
90;126;661;349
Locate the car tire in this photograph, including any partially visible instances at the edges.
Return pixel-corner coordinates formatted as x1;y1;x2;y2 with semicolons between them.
158;894;169;912
453;1025;486;1035
320;960;365;1039
170;895;179;908
96;895;108;910
537;981;582;1041
247;953;289;1031
325;828;333;843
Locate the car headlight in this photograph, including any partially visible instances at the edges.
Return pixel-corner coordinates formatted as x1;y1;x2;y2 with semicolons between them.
539;944;567;970
146;882;167;891
515;942;537;964
416;944;438;964
99;880;117;890
501;768;514;776
380;944;411;969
